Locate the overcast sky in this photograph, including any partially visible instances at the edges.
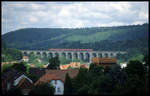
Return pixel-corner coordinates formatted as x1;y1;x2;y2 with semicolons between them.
2;1;149;35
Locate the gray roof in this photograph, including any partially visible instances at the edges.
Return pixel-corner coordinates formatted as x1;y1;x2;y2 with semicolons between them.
1;69;23;83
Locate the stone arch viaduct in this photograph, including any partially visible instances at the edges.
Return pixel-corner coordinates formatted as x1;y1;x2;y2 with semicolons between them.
21;49;126;63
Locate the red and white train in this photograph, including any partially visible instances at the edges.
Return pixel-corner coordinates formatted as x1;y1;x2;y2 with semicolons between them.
49;48;93;51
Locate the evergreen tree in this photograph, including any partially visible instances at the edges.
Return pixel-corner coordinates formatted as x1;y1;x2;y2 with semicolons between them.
47;56;60;69
64;73;73;94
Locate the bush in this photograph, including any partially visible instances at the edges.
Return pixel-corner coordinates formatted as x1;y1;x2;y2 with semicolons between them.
30;82;55;95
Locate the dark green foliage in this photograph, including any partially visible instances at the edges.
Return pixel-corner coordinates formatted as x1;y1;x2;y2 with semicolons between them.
5;48;22;60
98;75;113;94
2;40;7;53
72;68;88;93
76;85;89;95
2;23;148;51
1;64;13;73
7;87;22;95
68;66;73;69
59;56;72;65
71;58;149;95
118;75;146;95
104;66;111;74
12;62;27;73
28;53;37;63
26;73;39;83
112;59;148;95
29;82;55;95
125;60;146;78
64;73;73;94
89;63;104;76
108;65;128;88
2;42;23;62
143;54;149;66
47;56;60;69
2;24;148;63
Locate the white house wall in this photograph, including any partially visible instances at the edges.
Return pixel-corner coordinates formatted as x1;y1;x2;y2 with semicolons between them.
50;80;64;95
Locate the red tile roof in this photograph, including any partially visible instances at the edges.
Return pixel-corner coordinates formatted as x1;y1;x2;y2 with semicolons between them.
92;57;117;64
35;69;79;86
80;64;89;69
60;62;81;70
70;62;81;68
16;77;33;89
60;64;70;70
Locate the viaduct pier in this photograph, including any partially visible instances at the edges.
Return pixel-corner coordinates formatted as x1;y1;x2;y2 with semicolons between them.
21;49;126;63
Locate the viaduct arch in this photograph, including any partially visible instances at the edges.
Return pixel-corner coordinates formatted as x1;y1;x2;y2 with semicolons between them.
20;49;126;63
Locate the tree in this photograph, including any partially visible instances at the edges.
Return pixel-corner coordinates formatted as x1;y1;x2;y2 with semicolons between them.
6;48;23;60
26;73;39;83
143;55;149;66
59;56;71;65
12;62;27;73
7;86;22;95
125;60;146;78
118;74;146;95
29;82;55;95
122;60;148;95
108;64;128;88
89;63;104;76
76;85;89;95
98;75;113;94
47;56;60;69
1;63;13;73
72;68;88;93
28;53;36;63
64;73;73;94
104;66;111;75
68;66;73;69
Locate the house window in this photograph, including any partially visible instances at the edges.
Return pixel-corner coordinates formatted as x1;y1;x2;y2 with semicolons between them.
57;87;61;93
55;80;57;84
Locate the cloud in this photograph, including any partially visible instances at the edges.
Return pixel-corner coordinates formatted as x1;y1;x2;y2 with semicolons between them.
2;1;149;35
28;15;39;22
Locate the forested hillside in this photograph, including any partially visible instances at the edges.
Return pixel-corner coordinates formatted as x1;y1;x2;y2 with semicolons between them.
2;23;149;62
2;23;148;50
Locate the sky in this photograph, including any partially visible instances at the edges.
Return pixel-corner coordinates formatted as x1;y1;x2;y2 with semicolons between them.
2;1;149;35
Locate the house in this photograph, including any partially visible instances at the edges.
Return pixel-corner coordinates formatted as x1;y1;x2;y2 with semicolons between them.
2;69;22;94
69;62;81;68
35;69;79;95
1;61;18;67
22;56;29;62
60;64;70;70
43;64;48;68
30;64;35;68
36;58;41;63
60;62;89;70
80;64;89;69
120;62;127;68
14;74;33;95
1;69;33;95
92;57;116;67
